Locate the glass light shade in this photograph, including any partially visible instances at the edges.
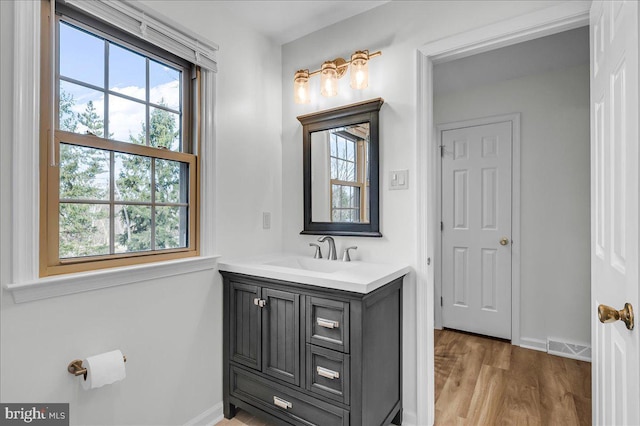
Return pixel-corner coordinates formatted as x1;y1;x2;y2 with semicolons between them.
293;70;310;104
350;51;369;90
320;61;338;97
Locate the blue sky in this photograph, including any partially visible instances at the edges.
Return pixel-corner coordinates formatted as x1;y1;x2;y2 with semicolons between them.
59;21;181;147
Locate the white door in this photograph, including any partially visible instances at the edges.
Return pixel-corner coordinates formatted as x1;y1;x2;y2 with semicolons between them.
591;1;640;424
441;120;512;339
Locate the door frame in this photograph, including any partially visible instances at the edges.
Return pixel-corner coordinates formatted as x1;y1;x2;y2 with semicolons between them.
414;2;590;425
434;114;521;342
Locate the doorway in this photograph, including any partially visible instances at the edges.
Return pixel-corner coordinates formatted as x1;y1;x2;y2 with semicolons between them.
415;3;593;424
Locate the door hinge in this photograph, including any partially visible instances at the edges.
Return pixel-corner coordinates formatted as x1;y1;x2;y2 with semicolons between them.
440;145;444;157
440;221;444;231
440;296;443;307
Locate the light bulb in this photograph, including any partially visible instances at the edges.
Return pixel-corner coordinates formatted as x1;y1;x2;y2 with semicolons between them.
320;61;338;97
350;51;369;90
293;70;310;104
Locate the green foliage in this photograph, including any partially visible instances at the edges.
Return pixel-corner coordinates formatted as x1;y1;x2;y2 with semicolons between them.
116;100;183;252
59;90;78;133
78;101;104;137
58;91;185;258
58;153;110;257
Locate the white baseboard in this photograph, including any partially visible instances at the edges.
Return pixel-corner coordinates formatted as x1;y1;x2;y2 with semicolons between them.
519;337;547;352
519;336;592;362
183;402;223;426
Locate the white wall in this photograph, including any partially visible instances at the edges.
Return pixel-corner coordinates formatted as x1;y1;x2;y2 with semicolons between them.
434;63;591;346
281;1;569;421
0;1;282;424
310;131;332;222
433;26;589;95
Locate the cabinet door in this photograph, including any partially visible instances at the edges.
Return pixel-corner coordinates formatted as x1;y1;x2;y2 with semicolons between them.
262;288;300;386
229;281;262;370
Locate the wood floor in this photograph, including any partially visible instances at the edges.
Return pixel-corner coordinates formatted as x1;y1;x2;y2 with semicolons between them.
216;329;591;426
215;408;275;426
435;328;591;426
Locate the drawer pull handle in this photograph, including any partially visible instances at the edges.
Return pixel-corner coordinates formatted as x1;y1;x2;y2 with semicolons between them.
317;317;339;329
253;298;267;308
273;396;292;410
317;366;340;379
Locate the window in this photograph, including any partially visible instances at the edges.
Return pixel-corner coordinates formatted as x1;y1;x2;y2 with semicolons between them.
40;1;200;276
329;126;369;222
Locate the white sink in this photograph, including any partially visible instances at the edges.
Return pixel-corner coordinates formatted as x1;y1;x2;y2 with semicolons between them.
218;254;411;294
264;256;354;273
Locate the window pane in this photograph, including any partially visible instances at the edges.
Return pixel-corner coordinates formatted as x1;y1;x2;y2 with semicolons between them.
330;158;338;180
59;81;105;136
332;185;361;223
156;206;187;249
59;22;104;88
60;144;109;201
340;138;348;159
335;159;355;182
115;153;151;202
115;205;152;253
149;107;180;151
156;159;187;204
109;94;146;143
109;43;146;101
346;139;355;161
150;59;181;111
59;203;109;258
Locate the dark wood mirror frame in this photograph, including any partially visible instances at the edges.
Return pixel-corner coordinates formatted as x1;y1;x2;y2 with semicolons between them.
297;98;384;237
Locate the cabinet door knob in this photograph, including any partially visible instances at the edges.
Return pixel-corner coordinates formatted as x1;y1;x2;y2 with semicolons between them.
317;317;339;329
253;298;267;308
273;396;292;410
317;366;340;379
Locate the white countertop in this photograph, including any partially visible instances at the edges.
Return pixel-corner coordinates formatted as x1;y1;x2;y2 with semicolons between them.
218;253;411;294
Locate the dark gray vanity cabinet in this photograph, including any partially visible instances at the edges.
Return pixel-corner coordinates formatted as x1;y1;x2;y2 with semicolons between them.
221;271;404;426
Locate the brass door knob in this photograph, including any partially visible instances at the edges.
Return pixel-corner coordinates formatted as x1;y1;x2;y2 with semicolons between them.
598;303;634;330
499;237;510;246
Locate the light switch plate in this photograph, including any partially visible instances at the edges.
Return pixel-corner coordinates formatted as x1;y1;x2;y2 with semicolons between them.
389;170;409;190
262;212;271;229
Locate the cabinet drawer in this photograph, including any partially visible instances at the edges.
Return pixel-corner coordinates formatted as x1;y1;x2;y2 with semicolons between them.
230;366;349;426
306;297;349;352
306;344;350;405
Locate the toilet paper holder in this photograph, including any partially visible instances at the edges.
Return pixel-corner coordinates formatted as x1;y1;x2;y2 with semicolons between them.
67;355;127;380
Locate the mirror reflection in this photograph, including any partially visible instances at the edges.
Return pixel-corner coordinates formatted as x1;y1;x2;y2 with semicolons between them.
311;123;370;223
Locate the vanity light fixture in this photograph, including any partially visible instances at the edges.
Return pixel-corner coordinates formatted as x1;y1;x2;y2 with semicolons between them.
294;50;381;104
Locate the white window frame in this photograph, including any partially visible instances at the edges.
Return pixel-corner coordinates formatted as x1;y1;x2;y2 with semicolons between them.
6;0;219;303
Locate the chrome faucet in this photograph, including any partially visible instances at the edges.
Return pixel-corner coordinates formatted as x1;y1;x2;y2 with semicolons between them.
309;243;323;259
317;236;337;260
342;246;358;262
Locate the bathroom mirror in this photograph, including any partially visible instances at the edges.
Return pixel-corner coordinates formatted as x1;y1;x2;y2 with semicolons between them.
298;98;383;236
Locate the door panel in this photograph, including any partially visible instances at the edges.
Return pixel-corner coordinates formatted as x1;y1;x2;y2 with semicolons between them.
262;288;301;386
590;0;639;424
229;281;262;370
441;120;512;339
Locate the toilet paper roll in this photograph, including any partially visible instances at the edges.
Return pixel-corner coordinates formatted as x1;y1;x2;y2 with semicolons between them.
82;349;126;390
